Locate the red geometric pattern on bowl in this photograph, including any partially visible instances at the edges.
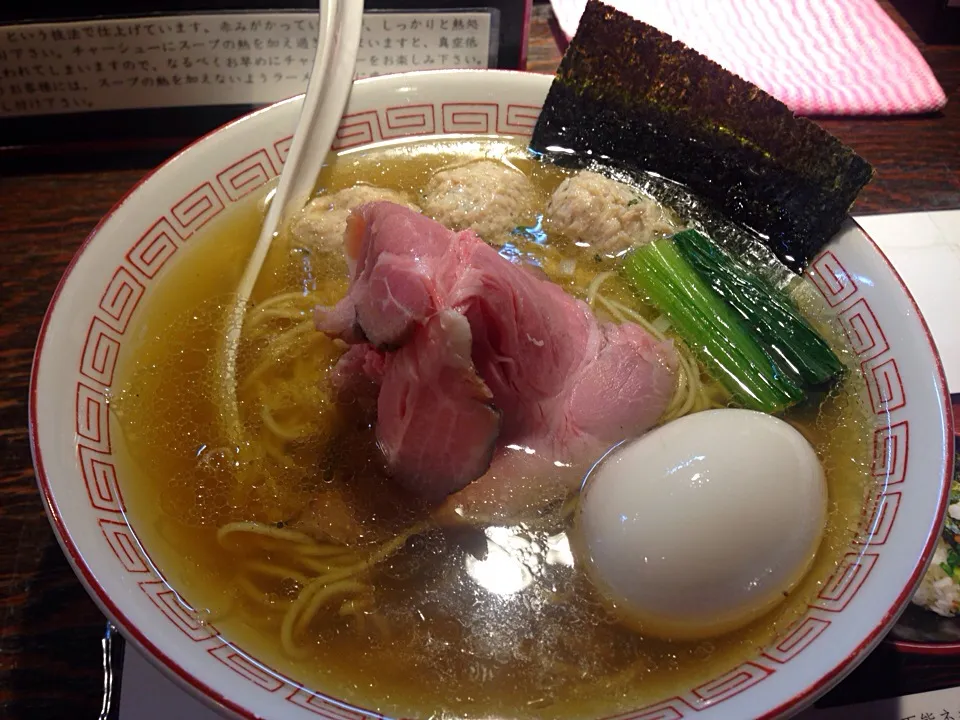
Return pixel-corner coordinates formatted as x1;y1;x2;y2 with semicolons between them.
813;552;880;613
217;149;280;202
611;698;696;720
79;318;121;386
761;617;832;664
61;102;920;718
442;102;497;133
383;103;436;138
139;580;219;642
863;357;906;415
126;218;182;280
838;298;889;362
693;661;774;705
334;110;382;150
208;644;286;693
97;267;144;334
502;104;541;133
169;182;224;238
274;135;294;165
808;250;858;308
78;445;124;514
76;381;110;449
99;519;150;574
286;688;371;719
855;491;901;546
872;420;909;485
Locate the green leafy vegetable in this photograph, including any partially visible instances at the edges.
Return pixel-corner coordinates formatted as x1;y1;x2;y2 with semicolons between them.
942;452;960;552
941;545;960;580
623;239;803;413
673;229;844;389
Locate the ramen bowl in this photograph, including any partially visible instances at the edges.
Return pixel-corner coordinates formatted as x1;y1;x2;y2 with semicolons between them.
30;70;954;719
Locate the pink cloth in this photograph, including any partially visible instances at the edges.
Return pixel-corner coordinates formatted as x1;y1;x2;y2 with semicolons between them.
550;0;947;116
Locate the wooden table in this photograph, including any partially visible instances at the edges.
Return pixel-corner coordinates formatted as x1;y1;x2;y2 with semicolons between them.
0;3;958;717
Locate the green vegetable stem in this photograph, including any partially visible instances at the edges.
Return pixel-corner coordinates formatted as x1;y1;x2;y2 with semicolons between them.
673;229;844;389
623;239;804;414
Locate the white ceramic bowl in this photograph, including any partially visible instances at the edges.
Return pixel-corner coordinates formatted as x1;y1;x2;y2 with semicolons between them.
30;70;954;719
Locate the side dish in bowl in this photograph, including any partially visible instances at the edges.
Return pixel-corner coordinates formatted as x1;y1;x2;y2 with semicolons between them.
30;3;953;718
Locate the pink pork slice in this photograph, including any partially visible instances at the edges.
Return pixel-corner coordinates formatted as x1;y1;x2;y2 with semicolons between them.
376;309;501;500
316;204;464;348
317;201;678;510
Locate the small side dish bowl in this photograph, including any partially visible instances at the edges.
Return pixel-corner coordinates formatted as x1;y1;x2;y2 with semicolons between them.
889;430;960;653
30;70;954;719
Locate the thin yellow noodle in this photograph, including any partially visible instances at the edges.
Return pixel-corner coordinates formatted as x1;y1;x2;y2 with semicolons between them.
246;307;308;329
245;559;311;586
235;575;293;609
602;296;668;343
263;437;296;467
594;294;627;324
661;361;688;419
239;321;317;391
283;580;367;656
665;348;699;421
262;319;315;353
260;405;306;441
250;290;318;315
242;347;327;401
217;521;319;547
231;518;433;654
586;271;616;305
297;555;358;574
296;544;357;559
338;595;373;618
290;520;432;589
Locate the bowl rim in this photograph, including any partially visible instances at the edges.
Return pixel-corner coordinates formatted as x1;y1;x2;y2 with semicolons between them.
841;221;957;662
28;68;956;719
892;639;960;655
27;87;301;720
888;414;960;655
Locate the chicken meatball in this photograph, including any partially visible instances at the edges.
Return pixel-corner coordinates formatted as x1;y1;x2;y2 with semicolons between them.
420;159;541;245
289;185;420;251
545;171;678;254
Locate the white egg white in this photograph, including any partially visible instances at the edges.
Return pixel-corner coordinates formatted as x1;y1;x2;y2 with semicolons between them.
576;408;827;640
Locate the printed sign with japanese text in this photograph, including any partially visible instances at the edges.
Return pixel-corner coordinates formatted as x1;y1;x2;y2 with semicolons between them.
0;11;496;117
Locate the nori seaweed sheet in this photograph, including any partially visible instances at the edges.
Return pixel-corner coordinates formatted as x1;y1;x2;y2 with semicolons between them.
530;0;875;272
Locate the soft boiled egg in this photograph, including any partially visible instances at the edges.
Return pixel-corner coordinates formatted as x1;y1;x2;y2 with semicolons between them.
575;408;827;640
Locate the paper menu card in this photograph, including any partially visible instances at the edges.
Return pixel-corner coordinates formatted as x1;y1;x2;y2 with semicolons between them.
0;11;494;118
856;209;960;395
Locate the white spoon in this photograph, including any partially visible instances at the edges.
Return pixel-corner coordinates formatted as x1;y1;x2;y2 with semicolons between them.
220;0;364;442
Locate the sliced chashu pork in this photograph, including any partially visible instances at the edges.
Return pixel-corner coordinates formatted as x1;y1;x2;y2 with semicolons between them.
316;202;677;518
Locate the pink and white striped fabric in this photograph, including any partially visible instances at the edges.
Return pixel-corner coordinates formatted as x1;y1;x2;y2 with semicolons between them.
550;0;947;116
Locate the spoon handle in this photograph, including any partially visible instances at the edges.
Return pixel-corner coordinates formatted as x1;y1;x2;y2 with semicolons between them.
271;0;365;236
243;0;364;299
220;0;364;444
